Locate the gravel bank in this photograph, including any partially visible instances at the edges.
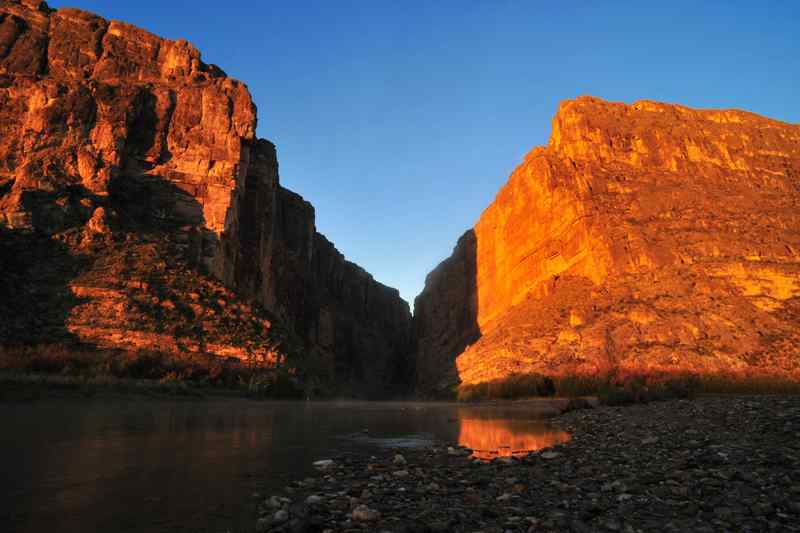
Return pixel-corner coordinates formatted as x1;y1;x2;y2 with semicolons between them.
255;396;800;532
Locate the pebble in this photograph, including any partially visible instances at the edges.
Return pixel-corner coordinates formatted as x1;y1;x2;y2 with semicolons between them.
313;459;335;470
272;509;288;523
264;495;282;509
351;504;381;521
254;396;800;532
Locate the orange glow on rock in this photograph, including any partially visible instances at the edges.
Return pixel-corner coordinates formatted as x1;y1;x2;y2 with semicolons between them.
416;96;800;392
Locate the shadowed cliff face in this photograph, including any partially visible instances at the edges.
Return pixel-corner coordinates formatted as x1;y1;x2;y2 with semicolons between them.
415;96;800;391
218;140;413;394
414;230;478;393
0;0;412;395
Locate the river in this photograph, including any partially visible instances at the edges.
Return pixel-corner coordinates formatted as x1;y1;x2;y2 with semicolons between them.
0;397;569;532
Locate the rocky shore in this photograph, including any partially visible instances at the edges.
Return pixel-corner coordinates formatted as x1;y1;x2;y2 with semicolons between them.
255;396;800;532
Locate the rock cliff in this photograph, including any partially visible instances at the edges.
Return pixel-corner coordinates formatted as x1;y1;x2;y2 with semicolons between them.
0;0;412;395
415;96;800;392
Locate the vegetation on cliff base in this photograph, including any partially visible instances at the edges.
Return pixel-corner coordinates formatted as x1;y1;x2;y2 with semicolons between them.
0;344;303;399
456;370;800;404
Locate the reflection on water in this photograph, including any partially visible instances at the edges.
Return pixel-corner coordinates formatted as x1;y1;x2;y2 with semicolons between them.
0;398;569;533
458;415;570;460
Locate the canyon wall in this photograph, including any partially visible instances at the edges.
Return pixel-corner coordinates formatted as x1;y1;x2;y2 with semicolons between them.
0;0;411;394
415;96;800;392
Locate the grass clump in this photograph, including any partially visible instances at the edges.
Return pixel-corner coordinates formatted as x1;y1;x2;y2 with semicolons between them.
693;373;800;395
457;373;556;401
457;367;800;405
0;343;303;399
596;372;699;406
457;372;610;402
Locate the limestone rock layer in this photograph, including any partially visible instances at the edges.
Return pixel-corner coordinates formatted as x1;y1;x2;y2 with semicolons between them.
415;96;800;391
0;0;412;394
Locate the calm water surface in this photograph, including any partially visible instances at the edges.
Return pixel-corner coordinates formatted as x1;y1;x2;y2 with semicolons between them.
0;398;568;532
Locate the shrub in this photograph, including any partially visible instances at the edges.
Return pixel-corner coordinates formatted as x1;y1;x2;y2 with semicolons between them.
112;351;168;379
457;382;489;402
553;375;605;397
694;373;800;394
246;372;303;398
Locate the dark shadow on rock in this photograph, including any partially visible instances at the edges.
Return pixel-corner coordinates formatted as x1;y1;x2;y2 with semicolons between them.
0;177;13;197
107;172;217;271
109;173;204;229
125;86;174;166
19;185;98;234
413;228;479;397
0;164;213;348
0;226;87;345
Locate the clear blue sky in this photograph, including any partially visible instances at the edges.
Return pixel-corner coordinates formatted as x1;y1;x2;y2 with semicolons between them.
51;1;800;306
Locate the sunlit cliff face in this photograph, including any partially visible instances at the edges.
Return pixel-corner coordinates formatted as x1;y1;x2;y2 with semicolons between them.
457;417;570;460
416;96;800;391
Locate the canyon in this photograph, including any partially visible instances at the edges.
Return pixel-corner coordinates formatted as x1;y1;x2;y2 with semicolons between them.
1;0;799;397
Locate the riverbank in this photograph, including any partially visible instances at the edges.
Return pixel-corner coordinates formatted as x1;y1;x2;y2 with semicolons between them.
0;372;250;402
0;343;304;401
255;395;800;532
